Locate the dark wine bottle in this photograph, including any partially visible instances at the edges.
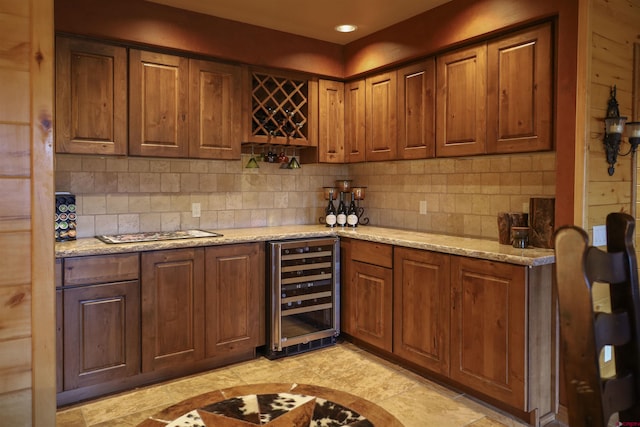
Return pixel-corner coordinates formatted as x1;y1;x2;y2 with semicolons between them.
347;192;358;227
336;192;347;227
325;190;336;227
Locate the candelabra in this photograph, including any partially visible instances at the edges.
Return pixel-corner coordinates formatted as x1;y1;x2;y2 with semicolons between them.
319;181;369;226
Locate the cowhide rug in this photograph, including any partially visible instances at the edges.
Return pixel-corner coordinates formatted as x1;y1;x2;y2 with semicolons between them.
137;383;403;426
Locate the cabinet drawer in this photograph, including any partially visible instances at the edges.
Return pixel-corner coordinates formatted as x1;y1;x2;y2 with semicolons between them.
350;240;393;268
64;253;139;286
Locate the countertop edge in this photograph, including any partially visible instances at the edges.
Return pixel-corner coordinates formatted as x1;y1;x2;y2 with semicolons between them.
55;225;555;266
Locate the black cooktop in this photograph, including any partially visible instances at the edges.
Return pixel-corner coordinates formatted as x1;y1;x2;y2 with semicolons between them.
96;229;222;244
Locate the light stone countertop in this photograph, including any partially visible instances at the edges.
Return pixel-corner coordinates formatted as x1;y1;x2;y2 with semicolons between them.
55;225;555;266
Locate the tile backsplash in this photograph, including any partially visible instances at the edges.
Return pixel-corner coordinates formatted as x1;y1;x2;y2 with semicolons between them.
55;151;556;240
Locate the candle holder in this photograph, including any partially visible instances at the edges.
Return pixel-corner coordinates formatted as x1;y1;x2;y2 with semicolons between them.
512;226;530;249
352;187;369;225
319;184;369;225
335;180;352;192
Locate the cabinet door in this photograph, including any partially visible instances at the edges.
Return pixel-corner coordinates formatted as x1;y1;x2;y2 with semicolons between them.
436;45;487;157
204;243;265;358
393;248;450;375
397;59;436;160
487;23;553;153
63;280;140;390
450;256;526;409
349;260;393;352
189;59;242;159
344;80;366;163
318;79;345;163
56;289;63;393
55;36;127;155
129;49;189;158
366;72;397;161
141;248;205;372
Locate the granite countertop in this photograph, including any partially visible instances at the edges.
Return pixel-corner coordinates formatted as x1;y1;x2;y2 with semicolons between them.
55;225;555;266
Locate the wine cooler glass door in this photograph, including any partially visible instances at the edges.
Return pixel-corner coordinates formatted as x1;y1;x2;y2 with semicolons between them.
269;237;340;354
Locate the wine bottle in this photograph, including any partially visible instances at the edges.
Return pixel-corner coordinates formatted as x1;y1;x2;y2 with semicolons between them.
325;191;337;227
347;192;358;227
336;192;347;227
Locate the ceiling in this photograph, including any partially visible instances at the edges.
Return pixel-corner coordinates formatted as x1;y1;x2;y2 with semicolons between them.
145;0;452;44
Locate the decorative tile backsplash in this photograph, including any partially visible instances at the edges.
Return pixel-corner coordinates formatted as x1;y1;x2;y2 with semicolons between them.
55;151;556;240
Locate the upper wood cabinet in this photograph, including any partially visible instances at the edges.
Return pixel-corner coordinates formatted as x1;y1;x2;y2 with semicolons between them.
397;59;436;160
437;23;553;157
486;23;553;153
344;79;366;163
365;72;398;161
189;59;243;159
246;69;318;147
318;79;345;163
55;36;127;155
436;44;488;157
129;49;190;158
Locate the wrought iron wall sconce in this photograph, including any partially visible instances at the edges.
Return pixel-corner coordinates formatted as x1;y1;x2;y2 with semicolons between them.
603;85;640;175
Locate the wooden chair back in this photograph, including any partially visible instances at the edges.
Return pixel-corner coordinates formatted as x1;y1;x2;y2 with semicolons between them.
554;212;640;426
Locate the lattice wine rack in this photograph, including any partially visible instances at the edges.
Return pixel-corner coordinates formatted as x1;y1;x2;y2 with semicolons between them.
251;72;312;145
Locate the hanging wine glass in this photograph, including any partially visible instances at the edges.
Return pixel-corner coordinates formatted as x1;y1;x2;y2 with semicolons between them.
245;145;259;169
277;148;288;169
288;148;301;169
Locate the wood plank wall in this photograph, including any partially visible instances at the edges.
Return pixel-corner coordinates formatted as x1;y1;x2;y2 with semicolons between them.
635;43;640;245
587;0;640;233
0;0;55;424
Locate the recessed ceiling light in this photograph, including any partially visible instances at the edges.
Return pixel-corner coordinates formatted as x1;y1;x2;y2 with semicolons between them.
335;24;358;33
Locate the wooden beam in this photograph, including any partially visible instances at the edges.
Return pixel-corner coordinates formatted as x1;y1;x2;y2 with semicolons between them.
31;0;56;424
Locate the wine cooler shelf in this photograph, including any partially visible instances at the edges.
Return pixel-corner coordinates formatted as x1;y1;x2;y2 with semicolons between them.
267;237;340;359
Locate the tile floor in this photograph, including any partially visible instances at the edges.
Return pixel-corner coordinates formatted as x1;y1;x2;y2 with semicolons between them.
56;342;533;427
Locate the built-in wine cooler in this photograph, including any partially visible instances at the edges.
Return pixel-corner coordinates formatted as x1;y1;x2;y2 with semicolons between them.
267;237;340;359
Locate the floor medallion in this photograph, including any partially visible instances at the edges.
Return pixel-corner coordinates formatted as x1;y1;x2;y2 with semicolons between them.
137;383;403;426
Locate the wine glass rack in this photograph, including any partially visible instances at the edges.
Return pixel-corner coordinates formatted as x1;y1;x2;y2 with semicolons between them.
251;72;311;144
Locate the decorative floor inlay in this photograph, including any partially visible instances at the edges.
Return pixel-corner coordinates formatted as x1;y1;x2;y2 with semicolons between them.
137;383;403;426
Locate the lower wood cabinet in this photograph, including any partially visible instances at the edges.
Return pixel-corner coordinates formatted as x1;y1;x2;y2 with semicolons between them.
55;289;63;394
393;247;450;375
57;243;265;406
449;256;526;410
141;247;205;372
59;253;141;391
204;243;265;358
140;244;265;371
349;260;393;352
341;242;554;424
63;280;141;389
341;238;393;352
